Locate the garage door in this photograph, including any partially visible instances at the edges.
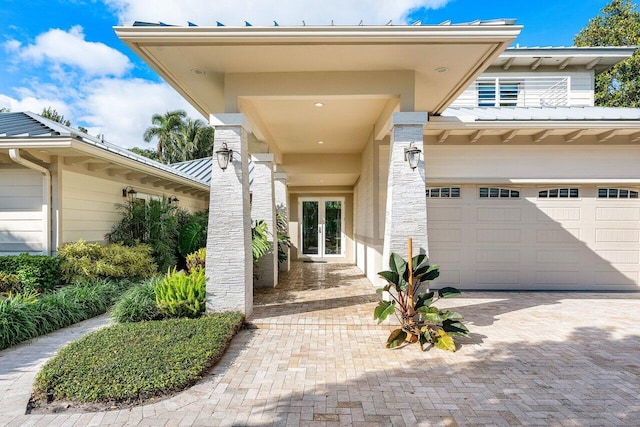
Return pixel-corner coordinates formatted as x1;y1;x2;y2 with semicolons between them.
426;185;640;290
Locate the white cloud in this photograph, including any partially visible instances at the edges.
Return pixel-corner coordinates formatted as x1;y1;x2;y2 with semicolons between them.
80;78;203;148
105;0;450;26
0;94;71;118
11;26;131;77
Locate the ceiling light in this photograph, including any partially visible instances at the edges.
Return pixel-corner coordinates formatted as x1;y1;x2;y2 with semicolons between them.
191;68;205;75
317;141;324;144
314;102;324;107
435;67;448;73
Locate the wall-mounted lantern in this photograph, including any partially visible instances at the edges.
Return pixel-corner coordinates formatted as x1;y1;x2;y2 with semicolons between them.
122;186;137;199
404;142;422;171
215;142;233;171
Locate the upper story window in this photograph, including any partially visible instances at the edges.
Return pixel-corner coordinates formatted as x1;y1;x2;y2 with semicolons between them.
539;188;580;198
479;187;520;199
426;187;461;198
478;81;520;107
598;188;639;199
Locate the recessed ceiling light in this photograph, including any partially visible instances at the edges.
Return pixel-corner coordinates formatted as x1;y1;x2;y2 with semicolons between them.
320;179;324;183
435;67;448;73
191;68;205;75
314;102;324;107
317;141;324;144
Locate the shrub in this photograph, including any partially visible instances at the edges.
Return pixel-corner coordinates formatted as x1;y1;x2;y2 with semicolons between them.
33;313;244;405
0;279;132;350
0;254;62;293
111;278;164;323
154;267;205;319
0;272;21;294
58;240;157;283
178;210;208;257
185;248;206;274
374;246;469;352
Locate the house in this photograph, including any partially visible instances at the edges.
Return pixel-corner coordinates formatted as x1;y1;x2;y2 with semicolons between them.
0;111;209;256
21;20;640;315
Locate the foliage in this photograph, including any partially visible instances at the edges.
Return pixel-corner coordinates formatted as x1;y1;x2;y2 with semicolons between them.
252;220;271;262
143;109;187;164
0;272;21;294
32;313;244;405
276;211;291;264
374;252;468;352
574;0;640;107
105;197;180;272
111;278;164;323
178;210;208;257
154;267;206;319
179;117;215;160
0;279;132;350
0;254;62;293
40;107;71;126
0;107;10;113
58;240;156;283
129;147;159;161
186;248;206;274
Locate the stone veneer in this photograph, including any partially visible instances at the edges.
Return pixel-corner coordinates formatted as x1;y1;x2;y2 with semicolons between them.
274;173;290;272
251;154;278;288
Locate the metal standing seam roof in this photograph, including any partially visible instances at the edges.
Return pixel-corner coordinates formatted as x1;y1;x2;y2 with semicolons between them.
0;112;209;187
441;107;640;121
171;157;255;186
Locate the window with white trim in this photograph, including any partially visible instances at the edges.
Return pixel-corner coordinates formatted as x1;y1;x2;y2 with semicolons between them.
598;188;639;199
426;187;461;198
538;188;579;198
479;187;520;199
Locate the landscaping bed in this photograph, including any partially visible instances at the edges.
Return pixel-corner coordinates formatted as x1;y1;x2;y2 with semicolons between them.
29;313;245;413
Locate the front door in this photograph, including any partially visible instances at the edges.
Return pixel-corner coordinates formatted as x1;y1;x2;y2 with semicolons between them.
300;198;344;258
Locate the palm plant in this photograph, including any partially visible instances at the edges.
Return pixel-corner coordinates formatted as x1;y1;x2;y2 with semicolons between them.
180;118;215;160
143;110;187;164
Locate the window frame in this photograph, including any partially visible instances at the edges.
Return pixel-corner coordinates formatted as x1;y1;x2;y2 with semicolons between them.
597;188;640;199
537;187;581;200
477;186;521;200
426;187;461;199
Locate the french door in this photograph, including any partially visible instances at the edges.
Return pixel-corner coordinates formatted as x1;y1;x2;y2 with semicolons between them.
299;197;344;258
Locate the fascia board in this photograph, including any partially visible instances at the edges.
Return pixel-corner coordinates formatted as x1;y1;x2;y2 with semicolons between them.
0;138;73;148
426;120;640;130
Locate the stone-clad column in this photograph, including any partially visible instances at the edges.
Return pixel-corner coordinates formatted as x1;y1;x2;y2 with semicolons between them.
251;154;277;288
274;172;290;272
206;113;253;316
382;112;429;268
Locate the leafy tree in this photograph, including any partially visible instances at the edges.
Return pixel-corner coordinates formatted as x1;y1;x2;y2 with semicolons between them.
143;110;187;164
130;147;159;161
574;0;640;107
78;126;88;134
41;107;71;126
0;107;10;113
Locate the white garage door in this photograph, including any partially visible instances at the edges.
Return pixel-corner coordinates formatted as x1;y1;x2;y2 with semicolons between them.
427;185;640;290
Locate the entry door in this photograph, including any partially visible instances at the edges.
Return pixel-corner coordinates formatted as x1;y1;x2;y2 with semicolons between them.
300;198;344;258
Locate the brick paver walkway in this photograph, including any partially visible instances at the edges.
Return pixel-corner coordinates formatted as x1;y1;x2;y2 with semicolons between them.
1;262;639;426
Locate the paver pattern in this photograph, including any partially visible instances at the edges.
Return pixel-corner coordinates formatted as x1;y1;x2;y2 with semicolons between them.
1;262;639;426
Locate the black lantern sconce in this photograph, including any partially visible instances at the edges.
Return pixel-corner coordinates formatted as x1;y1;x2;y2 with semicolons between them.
168;195;179;204
404;142;422;171
122;186;137;199
215;142;233;171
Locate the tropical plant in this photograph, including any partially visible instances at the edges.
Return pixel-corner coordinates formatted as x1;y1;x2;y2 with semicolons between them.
178;210;208;257
106;197;180;271
155;267;206;319
276;211;291;264
180;117;215;160
111;277;164;323
186;248;206;274
251;220;271;262
40;107;71;126
143;110;187;164
374;240;469;352
129;146;159;161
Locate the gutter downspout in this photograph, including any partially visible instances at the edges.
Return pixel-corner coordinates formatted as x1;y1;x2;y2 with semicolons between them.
9;149;51;255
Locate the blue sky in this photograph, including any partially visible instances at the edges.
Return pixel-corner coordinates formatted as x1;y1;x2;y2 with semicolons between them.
0;0;615;148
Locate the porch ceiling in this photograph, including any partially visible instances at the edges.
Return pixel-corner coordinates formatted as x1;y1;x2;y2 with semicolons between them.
116;24;521;187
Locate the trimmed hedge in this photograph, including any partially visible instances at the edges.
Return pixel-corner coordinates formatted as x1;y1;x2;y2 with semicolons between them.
111;278;164;323
0;254;62;293
0;279;132;350
33;313;245;404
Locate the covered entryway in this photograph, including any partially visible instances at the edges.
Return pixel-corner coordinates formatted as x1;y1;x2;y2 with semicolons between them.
428;184;640;290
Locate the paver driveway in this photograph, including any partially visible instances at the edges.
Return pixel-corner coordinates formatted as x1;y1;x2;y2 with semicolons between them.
1;262;639;426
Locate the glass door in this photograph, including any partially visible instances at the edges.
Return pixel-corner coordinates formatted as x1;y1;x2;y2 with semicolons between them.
300;198;344;258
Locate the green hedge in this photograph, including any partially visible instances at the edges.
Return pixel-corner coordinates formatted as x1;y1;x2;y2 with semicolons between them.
0;254;62;293
0;279;132;350
33;313;244;404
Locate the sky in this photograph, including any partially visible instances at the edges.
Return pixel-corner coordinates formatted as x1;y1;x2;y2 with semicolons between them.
0;0;616;149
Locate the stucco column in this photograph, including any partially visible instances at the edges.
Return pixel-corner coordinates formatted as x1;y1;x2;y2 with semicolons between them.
206;113;253;316
382;112;429;269
274;172;290;272
251;154;278;288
